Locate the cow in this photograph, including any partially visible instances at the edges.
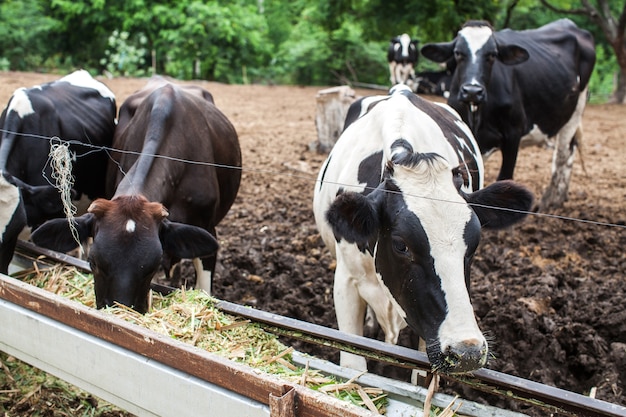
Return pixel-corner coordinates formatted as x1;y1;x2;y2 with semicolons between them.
388;34;419;90
31;77;242;313
313;84;533;374
414;59;455;97
420;19;596;208
0;70;116;274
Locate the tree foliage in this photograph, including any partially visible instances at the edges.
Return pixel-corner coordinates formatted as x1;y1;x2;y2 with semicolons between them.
0;0;622;102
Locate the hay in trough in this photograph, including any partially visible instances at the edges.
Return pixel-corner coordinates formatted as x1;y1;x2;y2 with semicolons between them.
20;264;391;414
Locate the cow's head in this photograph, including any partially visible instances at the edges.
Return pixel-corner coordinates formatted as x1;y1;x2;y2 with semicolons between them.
421;21;529;131
325;147;533;373
31;195;219;313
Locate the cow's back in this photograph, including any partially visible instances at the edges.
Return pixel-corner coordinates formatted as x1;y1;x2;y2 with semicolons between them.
0;73;116;197
315;90;482;252
109;82;241;231
489;20;595;137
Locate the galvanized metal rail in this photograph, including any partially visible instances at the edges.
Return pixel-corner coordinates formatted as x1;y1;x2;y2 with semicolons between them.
13;240;626;417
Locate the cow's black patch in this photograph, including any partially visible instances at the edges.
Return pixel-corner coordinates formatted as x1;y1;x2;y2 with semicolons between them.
357;151;383;196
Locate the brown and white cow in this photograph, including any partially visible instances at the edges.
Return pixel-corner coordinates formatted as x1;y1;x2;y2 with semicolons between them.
314;85;533;374
32;77;241;313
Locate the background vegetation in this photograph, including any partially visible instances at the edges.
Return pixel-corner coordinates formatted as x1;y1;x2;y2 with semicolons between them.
0;0;623;102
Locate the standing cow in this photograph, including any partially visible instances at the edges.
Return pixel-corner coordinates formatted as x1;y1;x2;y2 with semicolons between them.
388;34;419;90
0;70;116;273
32;77;241;313
313;85;533;373
421;19;596;208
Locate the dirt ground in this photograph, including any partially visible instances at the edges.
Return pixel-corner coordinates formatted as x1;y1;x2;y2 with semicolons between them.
1;71;625;416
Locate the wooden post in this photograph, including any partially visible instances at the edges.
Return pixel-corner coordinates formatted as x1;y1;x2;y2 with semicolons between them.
312;86;357;153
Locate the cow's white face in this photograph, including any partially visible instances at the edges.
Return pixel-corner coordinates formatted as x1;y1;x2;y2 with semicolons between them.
372;153;488;373
454;25;498;108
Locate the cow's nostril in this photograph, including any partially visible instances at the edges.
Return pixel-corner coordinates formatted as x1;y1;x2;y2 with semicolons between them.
460;84;485;103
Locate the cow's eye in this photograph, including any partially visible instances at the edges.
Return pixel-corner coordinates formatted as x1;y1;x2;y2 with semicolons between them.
392;237;409;255
454;51;465;61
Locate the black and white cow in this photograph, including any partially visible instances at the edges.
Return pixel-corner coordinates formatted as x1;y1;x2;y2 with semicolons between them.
314;85;533;373
414;59;456;97
0;70;116;274
388;34;419;89
421;19;596;208
32;77;242;313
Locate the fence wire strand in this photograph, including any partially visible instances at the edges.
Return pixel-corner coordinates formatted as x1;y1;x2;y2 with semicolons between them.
1;127;624;230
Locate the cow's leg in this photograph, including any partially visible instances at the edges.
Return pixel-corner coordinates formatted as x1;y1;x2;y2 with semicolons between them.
389;62;397;85
334;274;368;370
195;255;216;295
496;136;521;181
334;249;369;370
357;277;406;346
541;89;587;209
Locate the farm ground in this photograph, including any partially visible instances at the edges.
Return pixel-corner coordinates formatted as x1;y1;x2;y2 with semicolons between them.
0;71;624;416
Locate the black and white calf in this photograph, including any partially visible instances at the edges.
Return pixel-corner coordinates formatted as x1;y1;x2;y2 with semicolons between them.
0;70;116;273
313;85;533;374
421;19;596;208
388;34;419;89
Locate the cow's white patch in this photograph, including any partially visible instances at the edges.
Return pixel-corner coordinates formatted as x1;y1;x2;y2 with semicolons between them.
520;124;552;148
61;70;116;101
0;175;21;242
8;88;35;118
459;25;493;63
125;219;136;233
399;33;412;58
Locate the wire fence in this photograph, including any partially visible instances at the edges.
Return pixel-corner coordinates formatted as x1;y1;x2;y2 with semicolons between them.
1;127;625;231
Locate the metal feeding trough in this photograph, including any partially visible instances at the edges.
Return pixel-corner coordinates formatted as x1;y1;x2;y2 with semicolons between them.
0;241;623;417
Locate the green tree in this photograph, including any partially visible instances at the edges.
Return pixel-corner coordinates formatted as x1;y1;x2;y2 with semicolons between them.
539;0;626;103
0;0;58;70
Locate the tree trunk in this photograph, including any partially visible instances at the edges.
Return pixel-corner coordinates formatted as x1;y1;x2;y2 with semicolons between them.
612;66;626;103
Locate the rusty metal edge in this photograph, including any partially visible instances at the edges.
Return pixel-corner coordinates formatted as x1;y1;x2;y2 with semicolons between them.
0;272;375;417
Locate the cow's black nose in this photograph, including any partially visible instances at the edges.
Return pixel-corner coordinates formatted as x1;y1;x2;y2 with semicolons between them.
460;84;485;103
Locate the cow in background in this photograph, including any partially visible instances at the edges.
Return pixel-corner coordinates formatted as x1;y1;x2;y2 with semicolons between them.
388;34;419;90
32;77;242;313
314;85;533;373
414;59;456;98
0;70;116;274
421;19;596;208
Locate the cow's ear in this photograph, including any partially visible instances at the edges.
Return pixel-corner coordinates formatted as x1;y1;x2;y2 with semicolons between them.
421;42;455;63
159;219;219;259
31;213;95;252
497;43;529;65
464;180;534;229
325;188;384;246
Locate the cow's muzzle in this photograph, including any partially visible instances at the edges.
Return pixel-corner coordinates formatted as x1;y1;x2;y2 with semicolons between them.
428;338;488;374
460;84;486;104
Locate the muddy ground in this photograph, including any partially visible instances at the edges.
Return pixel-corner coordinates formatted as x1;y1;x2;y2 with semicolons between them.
0;72;624;416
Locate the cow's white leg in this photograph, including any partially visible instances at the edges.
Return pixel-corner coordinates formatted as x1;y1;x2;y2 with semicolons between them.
541;88;587;208
389;62;397;84
193;257;212;295
334;250;368;371
357;275;406;346
334;245;408;371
